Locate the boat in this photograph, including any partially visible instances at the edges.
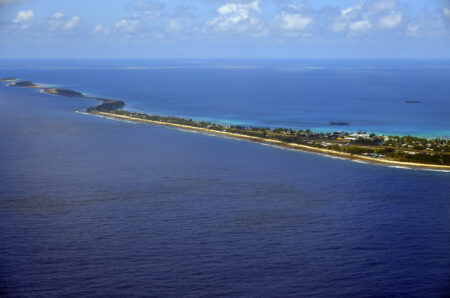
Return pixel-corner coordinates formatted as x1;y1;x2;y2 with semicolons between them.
406;100;421;103
330;121;350;126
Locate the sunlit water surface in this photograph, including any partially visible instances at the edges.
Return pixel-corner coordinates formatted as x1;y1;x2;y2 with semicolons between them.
0;60;449;297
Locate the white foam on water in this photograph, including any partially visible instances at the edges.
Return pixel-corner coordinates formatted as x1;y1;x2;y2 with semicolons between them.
81;111;450;174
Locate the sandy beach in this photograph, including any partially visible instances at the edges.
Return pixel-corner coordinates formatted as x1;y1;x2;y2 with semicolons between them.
93;111;450;171
4;79;448;171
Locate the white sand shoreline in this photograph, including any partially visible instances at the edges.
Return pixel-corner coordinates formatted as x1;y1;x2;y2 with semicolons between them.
86;111;450;172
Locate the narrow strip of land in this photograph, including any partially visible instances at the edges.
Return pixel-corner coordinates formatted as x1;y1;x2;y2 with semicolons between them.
3;78;449;171
92;111;450;170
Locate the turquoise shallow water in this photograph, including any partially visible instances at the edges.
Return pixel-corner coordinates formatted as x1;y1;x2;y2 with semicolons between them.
1;59;450;137
0;60;449;297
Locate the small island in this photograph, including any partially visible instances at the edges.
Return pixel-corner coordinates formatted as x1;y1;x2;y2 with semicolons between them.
87;100;126;112
10;80;39;88
6;79;450;170
43;87;126;111
0;77;17;82
45;88;84;98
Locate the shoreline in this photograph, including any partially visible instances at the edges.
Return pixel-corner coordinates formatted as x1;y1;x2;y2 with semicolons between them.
4;79;449;171
91;111;450;171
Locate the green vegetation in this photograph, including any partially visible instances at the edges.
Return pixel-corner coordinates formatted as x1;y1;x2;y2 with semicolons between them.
0;77;17;81
52;89;84;97
7;77;449;167
383;135;449;152
11;81;37;87
88;100;126;112
97;109;450;166
43;88;126;112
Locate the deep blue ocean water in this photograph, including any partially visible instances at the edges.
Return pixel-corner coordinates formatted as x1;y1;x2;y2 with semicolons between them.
0;60;449;297
1;59;450;136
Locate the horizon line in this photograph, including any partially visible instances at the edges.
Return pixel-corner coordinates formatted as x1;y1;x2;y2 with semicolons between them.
1;57;450;60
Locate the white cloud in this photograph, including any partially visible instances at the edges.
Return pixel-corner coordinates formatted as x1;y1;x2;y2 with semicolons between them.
278;12;312;31
407;23;420;36
444;8;450;18
63;16;80;30
341;5;362;19
349;20;372;33
116;19;140;33
218;3;238;15
328;5;362;34
166;17;192;32
133;0;164;19
13;9;34;23
164;9;195;34
167;19;181;31
378;12;402;28
371;0;396;11
93;24;104;32
207;1;261;32
93;24;110;35
48;13;77;30
53;12;65;20
331;22;347;33
331;1;404;34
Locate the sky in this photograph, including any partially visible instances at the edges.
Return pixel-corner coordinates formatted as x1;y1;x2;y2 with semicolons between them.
0;0;449;59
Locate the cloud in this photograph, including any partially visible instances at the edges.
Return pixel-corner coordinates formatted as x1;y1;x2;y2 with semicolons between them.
341;4;362;20
330;1;404;34
3;0;447;52
349;20;372;33
406;23;420;36
330;4;365;33
62;16;80;30
331;22;346;33
53;12;65;20
48;12;80;31
218;3;238;15
116;18;140;33
132;0;164;19
13;9;34;23
329;3;367;34
371;0;396;11
404;11;448;37
444;8;450;18
108;0;165;38
278;12;312;32
378;12;402;28
92;24;110;35
166;17;192;32
207;1;261;32
165;8;197;35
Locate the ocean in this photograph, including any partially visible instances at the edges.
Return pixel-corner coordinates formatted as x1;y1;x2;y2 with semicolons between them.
1;59;450;136
0;59;449;297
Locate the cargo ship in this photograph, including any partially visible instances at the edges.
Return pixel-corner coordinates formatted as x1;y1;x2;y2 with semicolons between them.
330;121;350;126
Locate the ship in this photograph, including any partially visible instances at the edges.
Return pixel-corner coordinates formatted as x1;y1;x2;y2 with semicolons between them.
406;100;421;103
330;121;350;126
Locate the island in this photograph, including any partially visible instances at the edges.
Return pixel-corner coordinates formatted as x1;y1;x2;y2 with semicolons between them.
0;77;17;82
6;79;450;170
43;88;126;112
10;80;39;88
87;100;126;112
45;88;84;97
